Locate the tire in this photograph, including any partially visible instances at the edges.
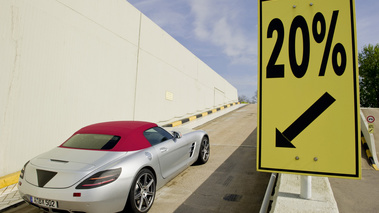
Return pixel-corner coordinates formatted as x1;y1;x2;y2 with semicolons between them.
196;136;210;164
125;169;156;213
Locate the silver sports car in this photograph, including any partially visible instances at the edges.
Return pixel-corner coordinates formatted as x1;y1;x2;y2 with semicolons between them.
18;121;210;213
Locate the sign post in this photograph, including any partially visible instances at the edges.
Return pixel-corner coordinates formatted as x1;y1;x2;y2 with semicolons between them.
257;0;361;179
300;176;312;199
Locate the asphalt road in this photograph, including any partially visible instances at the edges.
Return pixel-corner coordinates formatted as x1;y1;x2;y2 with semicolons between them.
3;104;271;213
329;141;379;212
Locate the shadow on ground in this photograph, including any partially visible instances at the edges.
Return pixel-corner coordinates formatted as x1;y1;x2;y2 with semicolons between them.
174;129;271;213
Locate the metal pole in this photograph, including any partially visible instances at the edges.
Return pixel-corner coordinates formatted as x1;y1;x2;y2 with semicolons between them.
300;175;312;199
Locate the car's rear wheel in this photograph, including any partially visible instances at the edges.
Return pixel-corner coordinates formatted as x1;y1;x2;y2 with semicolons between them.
125;169;156;213
196;136;210;164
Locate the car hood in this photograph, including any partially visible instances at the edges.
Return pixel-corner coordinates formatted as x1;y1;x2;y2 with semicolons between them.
25;147;128;189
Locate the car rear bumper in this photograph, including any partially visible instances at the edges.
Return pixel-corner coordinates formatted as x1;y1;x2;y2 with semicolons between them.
18;177;131;213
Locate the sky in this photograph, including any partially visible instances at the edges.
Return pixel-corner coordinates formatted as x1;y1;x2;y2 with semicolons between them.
127;0;379;99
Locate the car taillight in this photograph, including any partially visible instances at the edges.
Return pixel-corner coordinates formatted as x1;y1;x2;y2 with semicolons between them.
20;161;30;179
76;168;121;189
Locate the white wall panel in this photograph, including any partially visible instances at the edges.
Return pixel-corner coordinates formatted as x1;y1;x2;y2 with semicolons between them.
0;0;237;177
56;0;141;45
138;15;199;81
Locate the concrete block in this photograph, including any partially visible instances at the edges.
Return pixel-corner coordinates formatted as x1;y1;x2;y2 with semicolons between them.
271;174;338;213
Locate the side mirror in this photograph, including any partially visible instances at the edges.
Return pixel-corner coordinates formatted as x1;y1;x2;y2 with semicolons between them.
171;131;182;139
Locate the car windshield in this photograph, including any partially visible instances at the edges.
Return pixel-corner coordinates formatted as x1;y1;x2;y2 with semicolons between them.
61;134;121;150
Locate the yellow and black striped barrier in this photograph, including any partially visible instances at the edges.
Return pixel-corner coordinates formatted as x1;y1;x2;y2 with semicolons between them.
163;102;240;127
0;171;21;189
361;132;378;170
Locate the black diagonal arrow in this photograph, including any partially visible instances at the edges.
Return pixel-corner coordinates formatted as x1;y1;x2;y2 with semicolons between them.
276;92;336;148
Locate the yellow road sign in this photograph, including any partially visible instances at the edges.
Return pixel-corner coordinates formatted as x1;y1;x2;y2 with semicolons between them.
369;124;374;134
257;0;361;179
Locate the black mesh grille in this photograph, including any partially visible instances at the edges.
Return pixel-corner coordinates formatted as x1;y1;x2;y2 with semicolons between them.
36;169;57;187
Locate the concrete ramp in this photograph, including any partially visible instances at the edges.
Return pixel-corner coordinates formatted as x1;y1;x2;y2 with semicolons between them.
361;108;379;168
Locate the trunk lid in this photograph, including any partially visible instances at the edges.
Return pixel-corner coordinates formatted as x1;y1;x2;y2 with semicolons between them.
25;147;127;188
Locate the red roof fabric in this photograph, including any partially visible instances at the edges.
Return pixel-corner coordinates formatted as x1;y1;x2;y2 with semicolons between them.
60;121;157;151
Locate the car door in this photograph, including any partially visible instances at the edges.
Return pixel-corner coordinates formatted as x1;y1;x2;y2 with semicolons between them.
143;127;189;179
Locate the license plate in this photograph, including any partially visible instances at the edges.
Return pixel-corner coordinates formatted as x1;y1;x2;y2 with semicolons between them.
30;196;58;208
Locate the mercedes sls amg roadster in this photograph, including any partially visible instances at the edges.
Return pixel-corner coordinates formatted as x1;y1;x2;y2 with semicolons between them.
18;121;210;213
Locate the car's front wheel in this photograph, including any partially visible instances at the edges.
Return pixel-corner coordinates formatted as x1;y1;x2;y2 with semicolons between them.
196;136;210;164
125;169;156;213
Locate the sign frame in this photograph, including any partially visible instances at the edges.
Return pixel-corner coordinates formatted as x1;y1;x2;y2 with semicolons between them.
257;0;361;179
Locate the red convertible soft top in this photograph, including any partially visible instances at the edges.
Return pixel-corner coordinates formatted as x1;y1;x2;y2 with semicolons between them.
60;121;157;151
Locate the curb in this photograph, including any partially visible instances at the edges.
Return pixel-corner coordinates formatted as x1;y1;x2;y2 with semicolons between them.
0;171;20;189
361;132;379;170
163;102;240;127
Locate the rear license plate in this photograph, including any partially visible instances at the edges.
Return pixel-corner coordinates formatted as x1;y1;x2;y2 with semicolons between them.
30;196;58;208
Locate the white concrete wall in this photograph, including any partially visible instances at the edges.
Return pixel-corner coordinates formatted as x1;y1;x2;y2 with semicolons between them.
0;0;237;177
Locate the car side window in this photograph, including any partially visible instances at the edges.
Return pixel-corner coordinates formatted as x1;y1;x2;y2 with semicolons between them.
143;127;174;146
